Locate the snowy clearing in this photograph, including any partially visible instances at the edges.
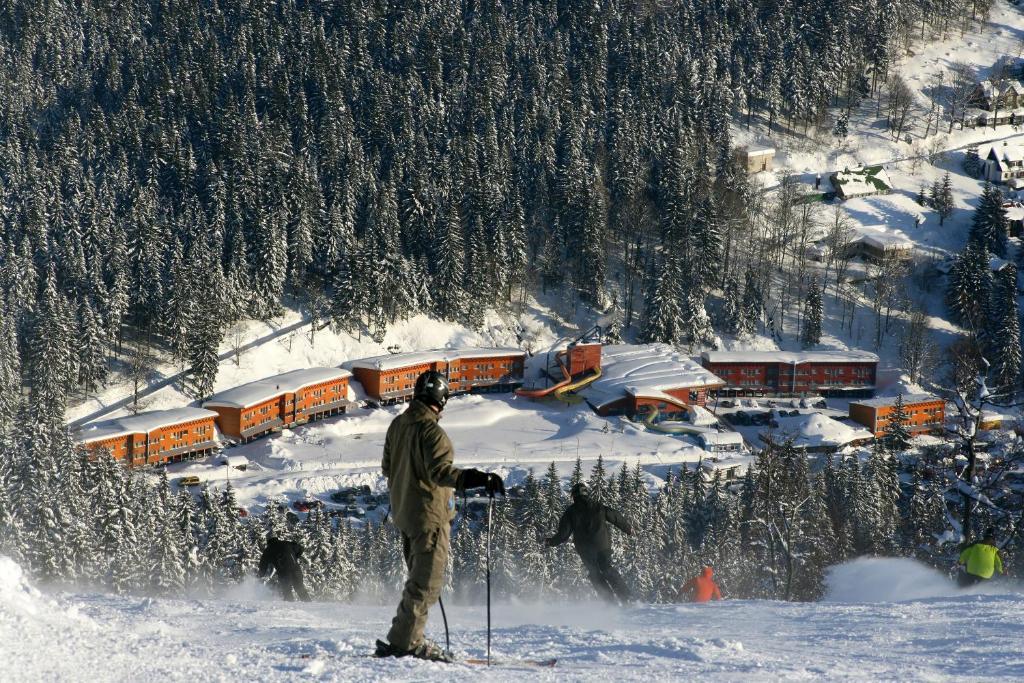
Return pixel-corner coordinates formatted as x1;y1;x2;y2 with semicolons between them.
3;556;1023;681
163;392;752;513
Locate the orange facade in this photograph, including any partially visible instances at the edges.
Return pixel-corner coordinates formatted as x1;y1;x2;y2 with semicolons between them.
352;353;526;404
567;343;602;376
848;397;945;438
79;414;218;468
209;375;352;442
703;359;877;396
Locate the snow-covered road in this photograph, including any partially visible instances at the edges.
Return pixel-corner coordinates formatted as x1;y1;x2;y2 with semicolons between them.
5;557;1023;682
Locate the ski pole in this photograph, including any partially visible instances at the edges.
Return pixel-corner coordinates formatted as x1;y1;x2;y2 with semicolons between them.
439;595;451;656
486;493;493;666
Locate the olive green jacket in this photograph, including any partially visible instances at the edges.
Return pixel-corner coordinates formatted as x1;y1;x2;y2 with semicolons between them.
382;399;466;536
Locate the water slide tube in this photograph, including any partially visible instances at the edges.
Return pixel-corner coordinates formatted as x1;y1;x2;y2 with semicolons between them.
552;366;603;404
639;400;714;435
514;350;572;398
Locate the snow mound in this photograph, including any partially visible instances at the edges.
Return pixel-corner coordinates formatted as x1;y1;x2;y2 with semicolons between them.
0;556;47;617
825;557;962;602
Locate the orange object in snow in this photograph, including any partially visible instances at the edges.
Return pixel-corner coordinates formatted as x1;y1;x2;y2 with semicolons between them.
682;567;723;603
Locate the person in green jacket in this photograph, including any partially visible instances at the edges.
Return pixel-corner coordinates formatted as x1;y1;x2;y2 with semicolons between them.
374;370;504;662
957;527;1005;587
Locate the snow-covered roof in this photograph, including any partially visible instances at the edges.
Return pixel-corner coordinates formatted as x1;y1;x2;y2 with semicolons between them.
988;144;1024;166
581;344;725;409
850;394;941;409
220;455;248;467
698;431;745;447
977;79;1024;99
830;165;892;197
701;350;879;364
745;147;775;157
1003;203;1024;221
764;413;873;449
203;368;352;409
77;408;219;443
344;347;525;372
852;226;913;251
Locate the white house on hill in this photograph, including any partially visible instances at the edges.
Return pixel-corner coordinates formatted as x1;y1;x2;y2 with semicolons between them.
984;143;1024;185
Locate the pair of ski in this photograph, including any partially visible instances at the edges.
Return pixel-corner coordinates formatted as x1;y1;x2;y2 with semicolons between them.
372;640;556;668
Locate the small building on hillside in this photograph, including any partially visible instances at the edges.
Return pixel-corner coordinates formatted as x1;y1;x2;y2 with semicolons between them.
75;408;219;467
697;430;745;455
829;165;893;200
734;147;776;174
345;348;526;404
761;413;874;453
580;344;725;417
845;226;914;263
701;350;879;398
1003;202;1024;237
983;144;1024;185
968;79;1024;112
203;368;353;442
848;394;945;438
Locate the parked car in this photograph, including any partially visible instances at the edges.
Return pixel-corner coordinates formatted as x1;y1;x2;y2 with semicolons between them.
177;476;201;487
717;399;735;408
732;411;751;426
329;485;373;504
292;500;323;513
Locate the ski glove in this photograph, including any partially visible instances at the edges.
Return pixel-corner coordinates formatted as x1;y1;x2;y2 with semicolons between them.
460;468;506;497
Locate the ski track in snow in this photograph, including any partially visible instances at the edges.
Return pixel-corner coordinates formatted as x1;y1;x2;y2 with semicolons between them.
5;565;1024;682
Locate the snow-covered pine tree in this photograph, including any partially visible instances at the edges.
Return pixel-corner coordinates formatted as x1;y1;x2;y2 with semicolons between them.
969;182;1008;257
987;262;1021;392
681;282;716;349
0;308;21;435
77;298;108;394
945;239;992;329
641;248;687;345
740;270;762;336
153;471;187;593
588;455;608;501
27;268;73;425
720;278;744;336
801;278;822;348
569;455;584;491
963;146;981;177
430;204;469;322
930;173;954;227
883;394;913;452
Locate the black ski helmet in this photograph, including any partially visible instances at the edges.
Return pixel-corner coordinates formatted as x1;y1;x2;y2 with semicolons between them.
414;370;450;410
571;482;588;501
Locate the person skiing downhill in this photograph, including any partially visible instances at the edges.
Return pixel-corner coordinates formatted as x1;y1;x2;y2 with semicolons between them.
958;527;1005;587
545;482;633;604
257;536;311;602
375;370;505;663
681;566;723;603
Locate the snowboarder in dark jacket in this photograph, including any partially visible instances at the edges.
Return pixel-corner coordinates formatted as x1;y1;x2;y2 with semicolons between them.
258;536;311;602
545;483;633;604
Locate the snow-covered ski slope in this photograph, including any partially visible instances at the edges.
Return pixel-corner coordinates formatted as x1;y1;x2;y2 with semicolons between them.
4;556;1022;681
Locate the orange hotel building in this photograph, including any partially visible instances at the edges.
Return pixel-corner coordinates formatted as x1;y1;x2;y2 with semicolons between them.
848;394;945;438
203;367;353;442
344;348;526;404
75;407;219;468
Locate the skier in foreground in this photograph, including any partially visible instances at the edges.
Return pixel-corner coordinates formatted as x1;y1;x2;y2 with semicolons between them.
957;527;1005;587
257;536;311;602
375;371;505;662
545;482;633;604
681;566;723;603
